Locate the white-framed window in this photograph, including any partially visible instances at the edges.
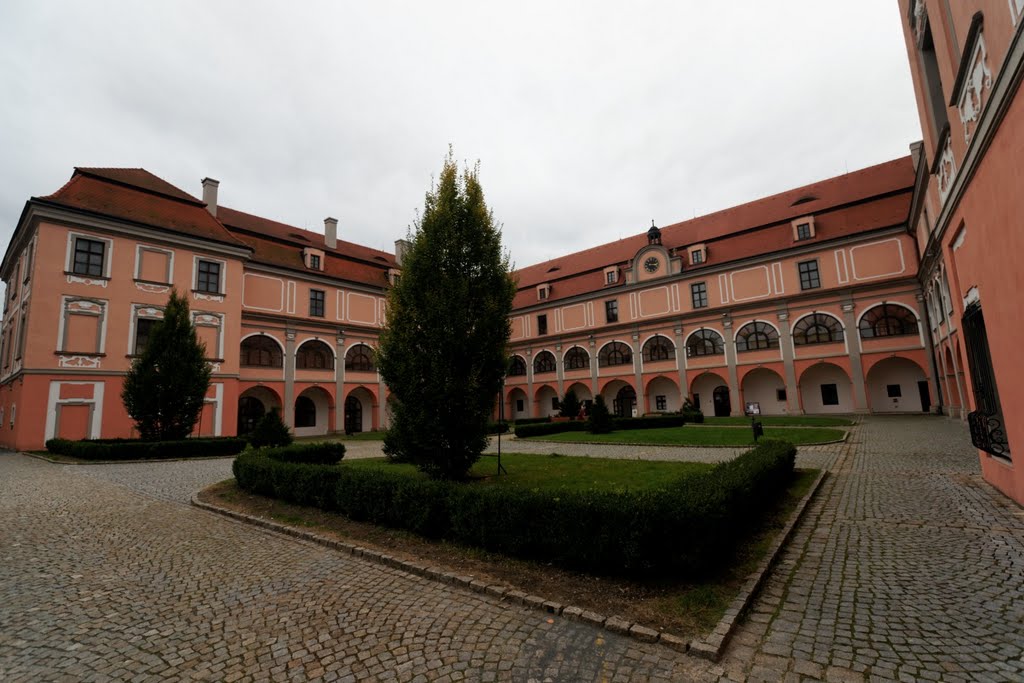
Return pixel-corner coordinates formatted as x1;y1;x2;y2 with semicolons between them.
537;283;551;301
59;297;108;354
192;256;227;296
66;232;113;279
604;267;618;285
134;245;174;284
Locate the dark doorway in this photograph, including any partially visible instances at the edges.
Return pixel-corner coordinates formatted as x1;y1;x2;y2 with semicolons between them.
712;386;731;417
918;381;931;413
237;396;265;435
295;396;317;428
344;395;363;434
613;386;637;418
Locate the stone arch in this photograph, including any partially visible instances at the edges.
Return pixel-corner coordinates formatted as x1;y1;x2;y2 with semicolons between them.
507;387;529;421
791;312;845;346
535;384;560;417
344;386;375;433
565;381;593;407
296;339;335;370
799;362;853;414
237;385;282;435
740;367;787;415
684;327;725;358
240;333;285;368
645;375;681;413
295;386;333;436
344;344;376;372
507;354;527;377
689;371;729;416
865;357;928;413
597;340;634;368
563;345;590;371
856;302;922;340
734;319;781;352
641;334;676;362
533;350;557;375
599;378;635;417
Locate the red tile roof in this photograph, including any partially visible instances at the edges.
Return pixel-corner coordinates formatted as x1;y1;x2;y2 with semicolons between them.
38;170;248;248
512;156;915;309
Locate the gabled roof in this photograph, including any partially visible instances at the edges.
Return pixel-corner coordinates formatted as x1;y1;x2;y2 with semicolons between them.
36;169;248;248
511;156;915;309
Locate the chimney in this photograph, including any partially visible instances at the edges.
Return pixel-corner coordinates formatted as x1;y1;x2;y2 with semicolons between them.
201;178;219;216
394;239;410;266
324;217;338;249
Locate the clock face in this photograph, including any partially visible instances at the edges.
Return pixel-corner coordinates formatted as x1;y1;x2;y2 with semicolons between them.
644;256;660;273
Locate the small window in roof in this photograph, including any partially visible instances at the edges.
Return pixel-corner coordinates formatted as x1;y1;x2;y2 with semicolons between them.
290;233;311;242
546;266;560;273
791;195;818;206
374;256;387;262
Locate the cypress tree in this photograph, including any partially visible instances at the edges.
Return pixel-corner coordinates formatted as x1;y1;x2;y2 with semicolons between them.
121;289;212;440
376;151;516;479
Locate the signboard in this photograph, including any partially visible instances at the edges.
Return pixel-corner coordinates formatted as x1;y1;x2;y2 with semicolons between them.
745;402;761;415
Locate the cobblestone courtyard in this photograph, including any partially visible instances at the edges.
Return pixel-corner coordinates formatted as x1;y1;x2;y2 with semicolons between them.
2;417;1023;681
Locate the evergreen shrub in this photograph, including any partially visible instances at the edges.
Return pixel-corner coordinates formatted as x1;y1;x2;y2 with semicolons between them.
249;409;293;448
44;436;246;461
265;442;346;465
232;438;797;576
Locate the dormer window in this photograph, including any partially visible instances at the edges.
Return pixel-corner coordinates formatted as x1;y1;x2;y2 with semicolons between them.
604;267;618;285
688;244;707;266
303;248;326;271
791;216;816;241
537;283;551;301
388;268;401;286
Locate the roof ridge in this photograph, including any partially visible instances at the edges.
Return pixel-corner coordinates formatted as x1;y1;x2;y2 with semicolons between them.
73;167;205;206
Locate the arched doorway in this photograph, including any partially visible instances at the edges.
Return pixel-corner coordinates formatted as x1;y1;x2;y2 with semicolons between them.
614;385;637;418
866;357;929;413
237;396;265;435
646;376;680;413
295;396;317;427
713;386;731;417
690;372;729;416
740;368;786;415
344;395;363;434
799;363;853;414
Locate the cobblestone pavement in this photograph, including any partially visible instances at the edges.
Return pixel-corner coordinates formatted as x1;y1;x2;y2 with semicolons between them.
3;416;1022;682
711;416;1024;683
0;453;711;682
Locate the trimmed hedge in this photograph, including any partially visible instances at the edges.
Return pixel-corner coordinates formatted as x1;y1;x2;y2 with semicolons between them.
487;421;510;435
514;420;587;438
232;438;796;576
614;415;686;430
45;436;247;461
511;417;551;426
265;442;346;465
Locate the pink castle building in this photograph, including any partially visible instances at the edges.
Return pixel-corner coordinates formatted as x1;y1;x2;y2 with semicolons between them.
2;2;1021;505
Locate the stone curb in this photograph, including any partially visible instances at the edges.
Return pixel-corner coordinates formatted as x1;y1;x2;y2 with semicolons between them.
520;433;848;449
686;466;831;662
22;452;239;466
190;465;829;660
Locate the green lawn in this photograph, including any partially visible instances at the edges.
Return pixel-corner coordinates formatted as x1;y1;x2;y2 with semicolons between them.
526;426;845;446
702;416;854;427
341;452;712;492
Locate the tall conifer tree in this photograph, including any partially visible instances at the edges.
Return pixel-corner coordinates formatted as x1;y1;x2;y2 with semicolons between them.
376;151;515;479
122;289;212;440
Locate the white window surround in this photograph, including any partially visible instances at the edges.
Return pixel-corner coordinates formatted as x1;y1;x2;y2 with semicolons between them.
790;217;816;241
604;267;618;285
65;231;114;282
537;283;551;301
128;304;164;356
192;256;227;300
133;244;175;284
192;311;225;360
57;296;108;355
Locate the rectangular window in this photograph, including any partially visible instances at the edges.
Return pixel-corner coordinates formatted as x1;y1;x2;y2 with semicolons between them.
196;260;221;294
691;282;708;309
537;314;547;335
656;395;667;411
821;384;839;406
691;249;704;264
605;300;618;323
776;388;787;402
796;223;812;241
73;237;106;277
309;289;325;317
539;288;548;300
605;270;616;285
887;384;902;398
134;318;157;355
310;254;321;270
798;260;821;290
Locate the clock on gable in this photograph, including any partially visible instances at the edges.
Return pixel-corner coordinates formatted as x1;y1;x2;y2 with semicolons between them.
643;256;660;273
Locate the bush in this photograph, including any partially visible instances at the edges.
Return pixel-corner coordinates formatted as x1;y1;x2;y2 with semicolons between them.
558;390;581;419
587;395;614;434
514;421;587;438
45;436;247;461
486;421;510;435
512;417;550;426
233;438;797;576
681;398;705;424
249;409;293;448
265;442;346;465
613;415;686;430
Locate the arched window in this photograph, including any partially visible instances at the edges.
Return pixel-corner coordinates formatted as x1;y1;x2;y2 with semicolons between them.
295;395;316;427
642;335;675;362
508;355;527;376
735;321;780;352
240;335;283;368
344;344;375;372
533;351;556;374
296;340;335;370
793;314;844;346
599;341;633;368
686;329;724;358
564;347;590;370
859;304;918;339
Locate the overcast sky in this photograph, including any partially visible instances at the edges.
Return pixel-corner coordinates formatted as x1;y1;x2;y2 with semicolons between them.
0;1;921;271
